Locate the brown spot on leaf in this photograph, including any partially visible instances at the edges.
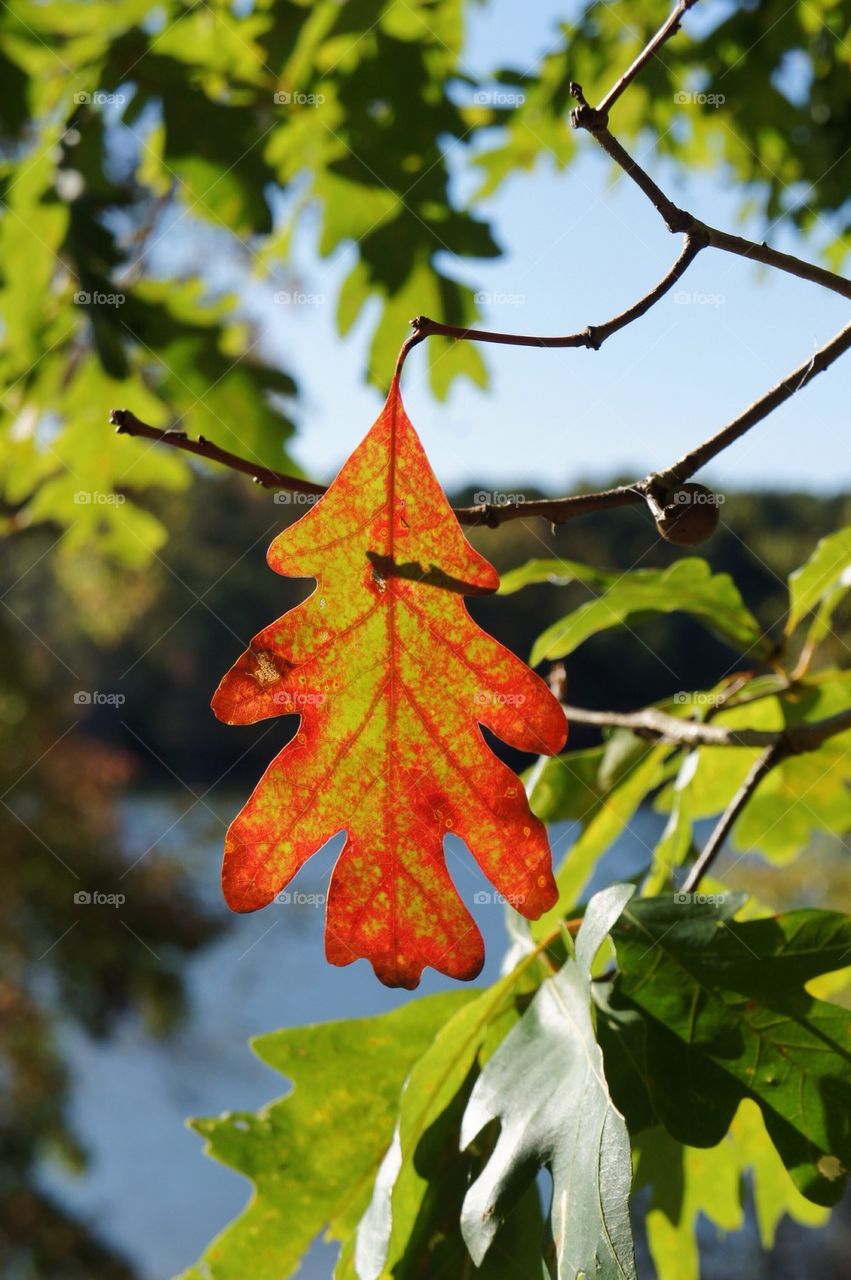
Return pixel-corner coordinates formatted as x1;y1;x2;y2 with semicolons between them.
253;651;279;686
817;1155;845;1181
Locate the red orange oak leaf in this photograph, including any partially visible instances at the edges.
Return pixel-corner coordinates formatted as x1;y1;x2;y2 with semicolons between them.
211;375;566;988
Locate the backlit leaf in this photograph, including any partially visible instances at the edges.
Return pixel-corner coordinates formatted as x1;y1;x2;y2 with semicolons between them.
527;559;769;665
354;957;544;1280
460;884;638;1279
178;993;476;1280
212;375;566;988
787;526;851;645
612;896;851;1205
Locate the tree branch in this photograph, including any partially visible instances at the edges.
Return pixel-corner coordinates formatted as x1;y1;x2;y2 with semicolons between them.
680;745;780;891
560;704;778;748
597;0;700;116
111;2;850;533
561;695;851;892
654;321;851;487
566;0;851;304
111;314;851;530
455;319;851;526
412;234;704;350
416;2;850;354
572;108;851;301
110;409;326;497
561;702;851;753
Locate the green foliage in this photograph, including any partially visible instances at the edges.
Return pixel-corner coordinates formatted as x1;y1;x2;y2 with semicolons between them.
529;739;671;920
640;666;851;872
179;993;476;1280
613;896;851;1205
3;3;851;1276
0;0;502;570
634;1104;828;1280
476;0;851;265
180;530;851;1278
503;558;769;665
787;526;851;649
353;957;542;1278
3;0;849;572
460;885;637;1279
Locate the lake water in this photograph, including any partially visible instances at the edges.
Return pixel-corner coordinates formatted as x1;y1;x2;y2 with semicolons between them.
35;791;840;1279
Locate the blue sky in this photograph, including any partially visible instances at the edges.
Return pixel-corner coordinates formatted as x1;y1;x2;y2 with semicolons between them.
191;0;851;496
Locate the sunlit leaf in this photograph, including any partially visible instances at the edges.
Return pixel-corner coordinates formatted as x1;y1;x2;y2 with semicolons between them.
212;376;566;987
179;993;476;1280
613;896;851;1205
527;559;769;665
460;884;637;1279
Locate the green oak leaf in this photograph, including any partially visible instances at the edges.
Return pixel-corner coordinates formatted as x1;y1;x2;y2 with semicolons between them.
787;526;851;649
526;558;769;665
354;949;547;1279
670;671;851;864
177;992;476;1280
459;884;638;1280
635;1100;828;1280
530;742;670;937
612;896;851;1205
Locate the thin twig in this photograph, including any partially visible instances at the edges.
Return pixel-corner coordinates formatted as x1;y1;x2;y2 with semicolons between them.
110;410;326;496
393;327;427;379
111;1;851;531
561;704;778;747
561;702;851;752
654;321;851;487
412;234;704;350
458;484;641;527
565;0;851;304
574;112;851;301
456;319;851;526
598;0;700;116
111;315;851;529
680;745;781;891
573;696;851;891
567;695;851;892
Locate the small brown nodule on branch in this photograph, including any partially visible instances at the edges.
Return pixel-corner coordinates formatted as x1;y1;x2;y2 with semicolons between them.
113;317;851;536
111;1;850;538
